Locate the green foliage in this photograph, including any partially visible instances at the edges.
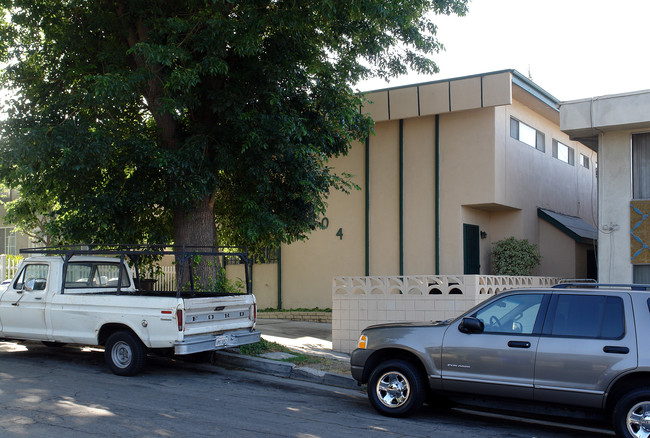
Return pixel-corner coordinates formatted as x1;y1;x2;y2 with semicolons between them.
6;254;22;264
183;254;245;293
492;237;542;276
239;338;292;356
0;0;468;249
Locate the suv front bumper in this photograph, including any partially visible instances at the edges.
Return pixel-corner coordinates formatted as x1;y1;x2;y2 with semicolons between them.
350;348;374;383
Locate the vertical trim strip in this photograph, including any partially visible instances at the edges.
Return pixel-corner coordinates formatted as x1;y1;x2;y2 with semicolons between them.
435;115;440;275
399;119;405;276
277;246;282;309
365;136;370;276
387;90;391;120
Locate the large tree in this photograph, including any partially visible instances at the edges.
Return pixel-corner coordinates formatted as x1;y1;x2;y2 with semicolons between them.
0;0;467;274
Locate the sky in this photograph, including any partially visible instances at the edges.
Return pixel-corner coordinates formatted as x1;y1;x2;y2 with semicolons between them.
356;0;650;102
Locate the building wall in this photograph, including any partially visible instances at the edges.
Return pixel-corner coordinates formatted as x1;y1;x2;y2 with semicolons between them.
560;90;650;285
538;219;577;278
403;117;436;275
503;101;597;226
439;108;496;275
598;130;633;282
279;138;366;309
253;72;599;309
368;121;400;275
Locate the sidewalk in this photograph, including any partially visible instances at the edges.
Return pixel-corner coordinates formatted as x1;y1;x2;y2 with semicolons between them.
211;319;358;389
256;318;350;361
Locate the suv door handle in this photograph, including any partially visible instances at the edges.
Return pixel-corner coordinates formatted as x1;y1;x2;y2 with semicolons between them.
603;346;629;354
508;341;531;348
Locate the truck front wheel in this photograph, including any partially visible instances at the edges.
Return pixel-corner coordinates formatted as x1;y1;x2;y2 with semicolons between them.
104;331;146;376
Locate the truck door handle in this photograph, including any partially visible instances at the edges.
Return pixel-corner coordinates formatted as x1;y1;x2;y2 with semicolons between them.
508;341;531;348
603;346;629;354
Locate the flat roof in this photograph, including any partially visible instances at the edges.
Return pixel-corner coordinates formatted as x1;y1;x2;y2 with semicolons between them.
561;89;650;151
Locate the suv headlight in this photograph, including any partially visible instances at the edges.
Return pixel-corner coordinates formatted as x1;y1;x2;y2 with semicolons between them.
357;334;368;349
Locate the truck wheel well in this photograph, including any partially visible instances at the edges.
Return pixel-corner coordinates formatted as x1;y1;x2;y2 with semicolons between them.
98;324;138;346
362;348;428;385
605;372;650;412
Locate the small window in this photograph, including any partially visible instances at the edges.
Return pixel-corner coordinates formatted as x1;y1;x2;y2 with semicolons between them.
635;265;650;284
550;295;624;339
580;154;590;169
633;132;650;199
0;227;17;255
510;117;545;152
14;264;49;291
552;139;575;165
475;294;544;334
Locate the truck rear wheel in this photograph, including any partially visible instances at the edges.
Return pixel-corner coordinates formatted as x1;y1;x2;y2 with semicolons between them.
104;331;146;376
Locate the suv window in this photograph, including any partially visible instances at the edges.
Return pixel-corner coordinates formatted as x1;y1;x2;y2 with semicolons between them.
475;294;544;334
549;295;624;339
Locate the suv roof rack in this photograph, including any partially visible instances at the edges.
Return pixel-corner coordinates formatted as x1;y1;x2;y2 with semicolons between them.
552;283;650;291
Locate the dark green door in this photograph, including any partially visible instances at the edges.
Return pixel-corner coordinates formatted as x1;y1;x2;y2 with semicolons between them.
463;224;480;274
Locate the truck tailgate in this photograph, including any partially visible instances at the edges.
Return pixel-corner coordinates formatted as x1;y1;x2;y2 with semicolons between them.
182;295;256;336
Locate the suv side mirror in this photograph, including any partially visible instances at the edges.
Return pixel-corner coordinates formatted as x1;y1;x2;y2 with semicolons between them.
459;317;484;334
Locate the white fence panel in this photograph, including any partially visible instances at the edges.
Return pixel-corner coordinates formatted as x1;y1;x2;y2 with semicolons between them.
0;255;21;281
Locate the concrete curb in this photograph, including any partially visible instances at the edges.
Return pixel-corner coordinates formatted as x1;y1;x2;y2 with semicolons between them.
213;351;359;390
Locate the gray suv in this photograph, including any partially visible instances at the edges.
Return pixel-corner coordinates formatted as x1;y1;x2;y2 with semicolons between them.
350;284;650;437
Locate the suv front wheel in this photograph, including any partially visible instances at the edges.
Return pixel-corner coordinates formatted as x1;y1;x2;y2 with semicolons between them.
613;388;650;438
367;359;425;417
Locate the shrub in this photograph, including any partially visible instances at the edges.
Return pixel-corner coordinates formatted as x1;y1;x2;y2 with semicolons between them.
492;237;541;276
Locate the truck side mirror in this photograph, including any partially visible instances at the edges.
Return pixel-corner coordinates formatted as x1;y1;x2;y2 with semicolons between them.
459;317;484;334
23;278;36;292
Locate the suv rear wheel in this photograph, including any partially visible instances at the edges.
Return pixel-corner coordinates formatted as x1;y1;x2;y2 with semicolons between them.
367;359;425;417
613;388;650;438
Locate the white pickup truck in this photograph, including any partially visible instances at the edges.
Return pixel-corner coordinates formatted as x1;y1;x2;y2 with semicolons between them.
0;246;260;376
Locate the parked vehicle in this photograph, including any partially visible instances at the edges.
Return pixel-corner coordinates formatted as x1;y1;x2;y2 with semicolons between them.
350;284;650;438
0;245;260;376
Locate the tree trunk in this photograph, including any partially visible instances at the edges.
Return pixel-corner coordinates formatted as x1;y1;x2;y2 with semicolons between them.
173;194;219;291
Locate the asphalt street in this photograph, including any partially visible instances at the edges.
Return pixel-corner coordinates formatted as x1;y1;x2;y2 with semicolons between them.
0;340;614;438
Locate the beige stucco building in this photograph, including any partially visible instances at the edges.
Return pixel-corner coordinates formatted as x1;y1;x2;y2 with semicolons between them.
561;90;650;284
249;70;598;310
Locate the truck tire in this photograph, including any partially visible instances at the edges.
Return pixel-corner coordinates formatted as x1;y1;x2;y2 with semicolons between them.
104;331;147;376
613;387;650;438
367;359;426;417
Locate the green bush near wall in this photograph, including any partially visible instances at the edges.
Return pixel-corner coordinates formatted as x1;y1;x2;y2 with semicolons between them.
492;237;541;276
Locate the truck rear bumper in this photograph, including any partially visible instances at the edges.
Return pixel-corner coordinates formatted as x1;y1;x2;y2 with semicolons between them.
174;329;261;355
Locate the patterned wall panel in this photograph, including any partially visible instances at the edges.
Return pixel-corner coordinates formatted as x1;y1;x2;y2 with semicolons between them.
631;201;650;264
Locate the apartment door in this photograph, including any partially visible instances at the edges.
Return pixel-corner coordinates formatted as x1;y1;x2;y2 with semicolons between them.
463;224;480;274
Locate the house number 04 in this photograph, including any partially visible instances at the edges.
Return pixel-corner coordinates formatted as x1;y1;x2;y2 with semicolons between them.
321;217;343;240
